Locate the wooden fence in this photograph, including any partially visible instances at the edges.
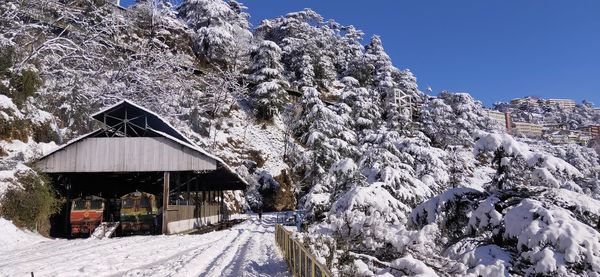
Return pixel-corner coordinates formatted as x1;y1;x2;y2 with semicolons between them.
275;224;332;277
165;204;221;223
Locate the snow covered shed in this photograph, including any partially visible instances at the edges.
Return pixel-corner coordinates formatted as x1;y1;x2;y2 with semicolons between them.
36;100;247;237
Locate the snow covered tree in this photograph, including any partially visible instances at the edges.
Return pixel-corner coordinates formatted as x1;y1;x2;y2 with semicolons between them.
334;25;364;75
358;131;434;208
294;54;315;88
364;35;416;131
490;148;531;190
248;40;288;121
421;92;496;148
447;145;475;188
178;0;252;67
293;87;356;194
256;9;364;92
339;77;381;134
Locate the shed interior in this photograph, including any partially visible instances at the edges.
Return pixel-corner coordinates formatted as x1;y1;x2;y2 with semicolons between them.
49;171;230;238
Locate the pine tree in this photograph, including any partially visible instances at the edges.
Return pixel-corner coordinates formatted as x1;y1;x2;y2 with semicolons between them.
178;0;252;67
491;148;530;190
334;25;364;75
339;77;381;135
364;35;414;130
294;54;315;89
248;40;289;121
422;92;495;148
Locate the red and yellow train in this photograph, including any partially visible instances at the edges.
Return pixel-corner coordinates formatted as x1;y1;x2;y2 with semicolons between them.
69;192;160;237
69;195;105;236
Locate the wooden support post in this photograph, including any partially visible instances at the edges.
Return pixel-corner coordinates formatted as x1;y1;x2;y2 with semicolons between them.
201;187;205;225
176;174;181;205
186;175;191;205
162;172;170;235
220;190;224;222
65;181;71;238
195;180;199;218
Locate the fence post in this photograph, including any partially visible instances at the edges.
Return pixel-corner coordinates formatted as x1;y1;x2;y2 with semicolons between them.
275;224;332;277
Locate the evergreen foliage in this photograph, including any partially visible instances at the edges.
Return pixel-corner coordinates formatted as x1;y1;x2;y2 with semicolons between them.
0;170;61;236
1;1;600;275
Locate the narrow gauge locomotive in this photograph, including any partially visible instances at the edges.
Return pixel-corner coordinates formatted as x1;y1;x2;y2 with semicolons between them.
120;191;159;234
70;196;105;237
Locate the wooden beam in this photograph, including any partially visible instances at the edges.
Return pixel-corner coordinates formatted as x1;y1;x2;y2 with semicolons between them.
162;172;170;235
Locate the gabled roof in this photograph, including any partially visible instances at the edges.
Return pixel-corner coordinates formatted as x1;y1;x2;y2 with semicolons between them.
91;99;193;144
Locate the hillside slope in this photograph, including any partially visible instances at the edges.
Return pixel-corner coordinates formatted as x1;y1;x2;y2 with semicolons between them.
1;1;600;276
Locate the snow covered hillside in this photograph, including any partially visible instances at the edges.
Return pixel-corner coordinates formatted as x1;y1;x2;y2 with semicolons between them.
0;214;288;277
2;0;600;276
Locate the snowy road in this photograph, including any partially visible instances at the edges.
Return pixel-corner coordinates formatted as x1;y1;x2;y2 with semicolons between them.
0;214;290;277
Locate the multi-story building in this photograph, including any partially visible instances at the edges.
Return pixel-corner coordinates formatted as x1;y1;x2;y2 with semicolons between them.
486;109;511;132
510;97;577;110
546;130;592;145
547;99;577;110
510;97;540;107
578;125;600;138
512;122;544;138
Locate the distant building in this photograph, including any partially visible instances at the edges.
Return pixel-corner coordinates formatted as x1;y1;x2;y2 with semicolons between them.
547;99;576;110
511;97;577;110
579;125;600;138
486;109;511;132
512;122;544;138
542;123;568;132
510;97;540;107
546;130;592;146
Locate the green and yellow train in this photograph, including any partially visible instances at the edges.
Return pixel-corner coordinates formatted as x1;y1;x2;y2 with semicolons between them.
120;191;159;234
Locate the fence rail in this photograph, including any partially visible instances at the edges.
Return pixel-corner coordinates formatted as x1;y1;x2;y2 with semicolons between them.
275;224;333;277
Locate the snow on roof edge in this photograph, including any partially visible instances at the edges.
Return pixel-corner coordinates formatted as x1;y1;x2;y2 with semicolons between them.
36;129;102;161
36;129;248;187
148;128;249;187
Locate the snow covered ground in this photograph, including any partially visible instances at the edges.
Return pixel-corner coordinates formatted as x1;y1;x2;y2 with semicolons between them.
0;214;290;277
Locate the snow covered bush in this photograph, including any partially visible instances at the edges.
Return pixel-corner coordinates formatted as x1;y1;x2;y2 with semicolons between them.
504;199;600;275
0;168;61;236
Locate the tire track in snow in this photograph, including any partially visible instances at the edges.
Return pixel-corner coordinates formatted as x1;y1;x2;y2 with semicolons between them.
120;228;243;277
202;228;253;277
218;223;263;276
204;217;288;277
236;221;289;277
0;215;290;277
0;236;149;267
196;228;253;276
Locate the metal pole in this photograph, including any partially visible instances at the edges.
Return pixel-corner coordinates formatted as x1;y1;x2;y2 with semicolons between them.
162;172;170;235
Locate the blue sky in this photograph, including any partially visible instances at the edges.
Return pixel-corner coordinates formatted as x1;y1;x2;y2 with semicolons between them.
121;0;600;107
